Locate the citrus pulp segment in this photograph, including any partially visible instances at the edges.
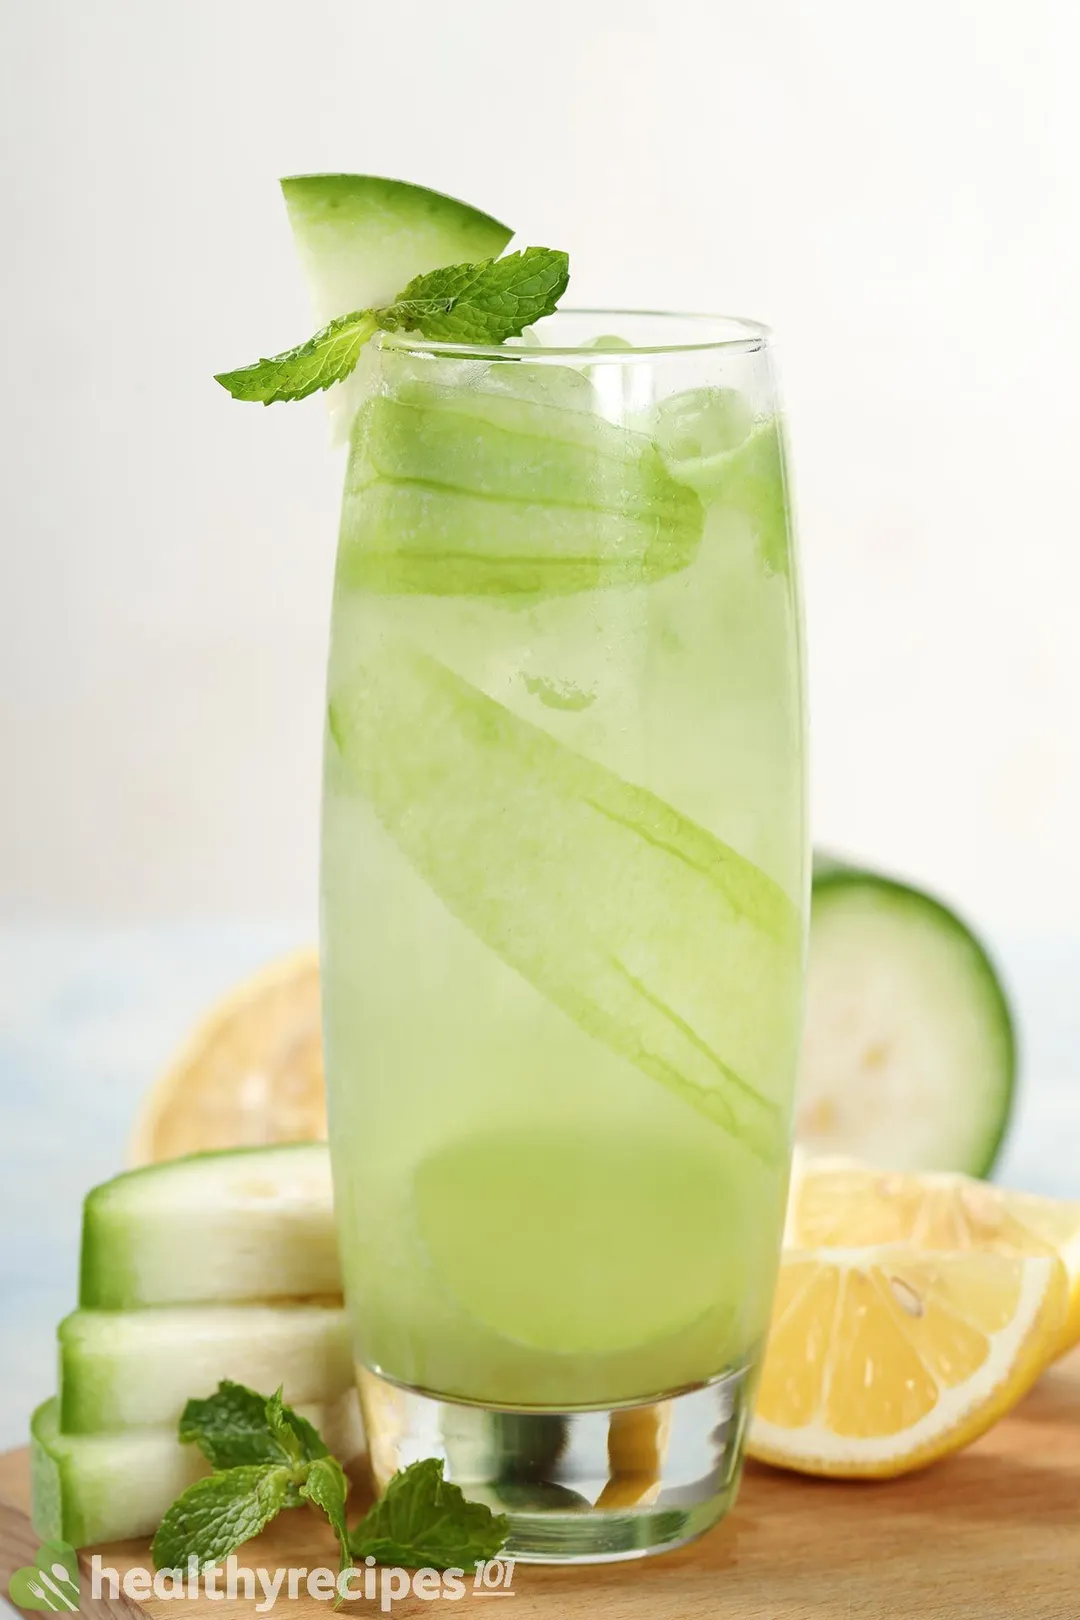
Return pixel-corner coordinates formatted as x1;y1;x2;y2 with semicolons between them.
750;1245;1066;1477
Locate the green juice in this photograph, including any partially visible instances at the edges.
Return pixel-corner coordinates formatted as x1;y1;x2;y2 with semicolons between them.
321;344;807;1410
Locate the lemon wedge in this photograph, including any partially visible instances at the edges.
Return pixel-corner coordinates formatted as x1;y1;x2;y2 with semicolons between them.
130;950;325;1164
786;1153;1080;1355
749;1245;1067;1477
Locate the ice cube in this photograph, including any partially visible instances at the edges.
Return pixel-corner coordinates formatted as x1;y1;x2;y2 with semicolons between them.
477;358;598;414
652;387;754;464
376;342;493;395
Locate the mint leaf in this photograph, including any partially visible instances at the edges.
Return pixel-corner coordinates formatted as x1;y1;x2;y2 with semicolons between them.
215;247;570;405
215;310;377;405
179;1380;328;1470
151;1465;292;1571
349;1458;508;1571
300;1456;351;1574
377;248;569;344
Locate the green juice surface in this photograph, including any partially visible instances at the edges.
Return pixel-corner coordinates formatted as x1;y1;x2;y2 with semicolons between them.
321;352;807;1409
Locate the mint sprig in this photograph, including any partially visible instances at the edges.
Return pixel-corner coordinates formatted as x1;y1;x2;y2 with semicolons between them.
154;1382;345;1573
215;247;569;405
349;1458;509;1571
151;1382;509;1581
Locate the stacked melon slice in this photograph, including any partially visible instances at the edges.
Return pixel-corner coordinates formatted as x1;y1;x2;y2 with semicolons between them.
31;1145;354;1547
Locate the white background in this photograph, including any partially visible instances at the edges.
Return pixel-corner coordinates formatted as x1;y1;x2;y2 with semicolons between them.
3;0;1080;931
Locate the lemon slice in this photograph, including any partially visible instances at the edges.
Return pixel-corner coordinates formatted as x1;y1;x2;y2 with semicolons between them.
786;1153;1080;1355
749;1245;1067;1477
130;950;325;1164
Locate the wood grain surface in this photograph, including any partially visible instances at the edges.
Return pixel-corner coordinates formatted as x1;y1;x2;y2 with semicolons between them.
2;1351;1078;1619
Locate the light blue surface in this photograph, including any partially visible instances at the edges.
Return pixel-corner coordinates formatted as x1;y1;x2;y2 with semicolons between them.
0;924;1077;1452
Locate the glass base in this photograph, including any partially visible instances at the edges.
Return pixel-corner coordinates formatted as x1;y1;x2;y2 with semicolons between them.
357;1364;752;1564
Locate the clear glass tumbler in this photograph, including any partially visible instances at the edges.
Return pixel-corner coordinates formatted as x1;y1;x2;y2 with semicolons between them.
320;311;808;1562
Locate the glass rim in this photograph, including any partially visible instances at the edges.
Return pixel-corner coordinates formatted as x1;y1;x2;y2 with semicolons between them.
380;308;772;362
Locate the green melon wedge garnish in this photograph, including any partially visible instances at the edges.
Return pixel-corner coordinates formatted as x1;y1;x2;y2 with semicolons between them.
281;174;513;441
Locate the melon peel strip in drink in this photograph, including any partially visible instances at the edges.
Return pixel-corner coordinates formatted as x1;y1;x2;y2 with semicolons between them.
328;642;801;1166
339;380;706;597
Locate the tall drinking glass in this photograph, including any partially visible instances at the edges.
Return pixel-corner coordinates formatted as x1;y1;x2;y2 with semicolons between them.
320;312;808;1562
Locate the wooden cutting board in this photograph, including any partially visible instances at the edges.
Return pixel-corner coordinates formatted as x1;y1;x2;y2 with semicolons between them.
2;1352;1078;1620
